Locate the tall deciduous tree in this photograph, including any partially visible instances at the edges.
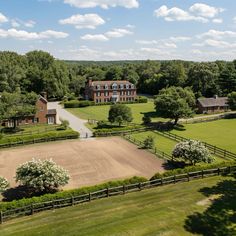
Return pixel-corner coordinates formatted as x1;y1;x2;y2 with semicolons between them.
0;92;38;128
228;91;236;110
108;104;133;126
154;87;195;125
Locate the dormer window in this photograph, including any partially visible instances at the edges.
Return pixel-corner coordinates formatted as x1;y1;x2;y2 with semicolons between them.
104;84;108;90
112;83;118;90
131;84;134;89
96;85;100;90
120;84;124;89
126;84;129;89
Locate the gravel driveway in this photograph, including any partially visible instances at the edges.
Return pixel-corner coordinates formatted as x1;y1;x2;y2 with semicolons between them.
48;102;93;138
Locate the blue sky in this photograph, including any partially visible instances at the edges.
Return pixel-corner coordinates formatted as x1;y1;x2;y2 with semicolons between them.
0;0;235;61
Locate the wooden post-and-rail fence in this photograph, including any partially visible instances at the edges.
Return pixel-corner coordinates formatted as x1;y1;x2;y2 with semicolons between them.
1;165;235;224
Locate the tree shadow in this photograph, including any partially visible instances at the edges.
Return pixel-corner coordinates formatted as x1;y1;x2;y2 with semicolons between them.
184;176;236;236
2;185;57;201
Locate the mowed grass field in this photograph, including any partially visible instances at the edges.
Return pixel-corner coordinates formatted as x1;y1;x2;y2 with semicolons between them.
67;101;166;124
128;131;226;163
172;119;236;153
0;176;231;236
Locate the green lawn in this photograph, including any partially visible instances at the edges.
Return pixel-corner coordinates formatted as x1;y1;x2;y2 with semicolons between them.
128;131;225;163
67;101;166;124
0;176;233;236
172;119;236;153
130;131;177;155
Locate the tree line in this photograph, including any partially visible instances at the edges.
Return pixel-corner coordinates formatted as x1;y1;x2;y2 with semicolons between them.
0;50;236;99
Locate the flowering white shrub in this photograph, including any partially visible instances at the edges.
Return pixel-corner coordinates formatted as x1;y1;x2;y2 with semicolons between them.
16;159;70;192
0;176;9;192
172;140;213;165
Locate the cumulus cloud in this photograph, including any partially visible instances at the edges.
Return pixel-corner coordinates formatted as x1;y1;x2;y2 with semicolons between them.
63;0;139;9
0;13;8;23
59;14;105;29
212;18;223;24
194;39;236;49
189;3;224;18
81;34;109;41
197;29;236;39
11;19;36;28
169;36;191;42
154;3;224;23
105;28;133;38
0;28;68;40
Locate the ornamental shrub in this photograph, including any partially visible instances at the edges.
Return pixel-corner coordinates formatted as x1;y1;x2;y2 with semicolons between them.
172;140;213;165
16;159;70;192
0;176;9;192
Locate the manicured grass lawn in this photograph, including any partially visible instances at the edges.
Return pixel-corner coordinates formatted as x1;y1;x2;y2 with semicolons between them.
172;119;236;153
128;131;225;163
67;101;166;124
130;131;177;155
0;176;232;236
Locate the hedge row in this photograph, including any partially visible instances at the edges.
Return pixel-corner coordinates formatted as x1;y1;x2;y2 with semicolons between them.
64;96;148;108
150;161;236;180
0;130;79;146
93;125;144;135
0;176;147;211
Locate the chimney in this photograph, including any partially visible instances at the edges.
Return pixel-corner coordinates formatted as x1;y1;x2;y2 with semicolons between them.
41;92;47;100
214;95;218;99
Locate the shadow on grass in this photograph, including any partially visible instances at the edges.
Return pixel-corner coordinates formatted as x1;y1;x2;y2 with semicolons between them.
184;175;236;236
2;186;57;201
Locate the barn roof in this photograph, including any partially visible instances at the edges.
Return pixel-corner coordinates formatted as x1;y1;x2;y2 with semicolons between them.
197;97;228;108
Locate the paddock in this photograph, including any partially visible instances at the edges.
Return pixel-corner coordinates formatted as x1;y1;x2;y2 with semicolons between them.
0;137;165;189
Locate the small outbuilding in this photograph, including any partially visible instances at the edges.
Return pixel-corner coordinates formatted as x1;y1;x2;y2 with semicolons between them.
197;96;229;114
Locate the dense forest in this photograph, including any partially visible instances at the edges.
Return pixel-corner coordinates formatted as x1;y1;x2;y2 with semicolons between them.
0;50;235;99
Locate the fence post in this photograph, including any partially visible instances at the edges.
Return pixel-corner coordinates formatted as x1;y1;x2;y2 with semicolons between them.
217;168;220;175
71;196;74;206
161;178;163;185
89;192;91;201
138;182;142;191
201;170;204;178
187;172;190;181
0;211;3;224
31;204;34;215
107;187;109;197
123;185;126;194
174;175;176;184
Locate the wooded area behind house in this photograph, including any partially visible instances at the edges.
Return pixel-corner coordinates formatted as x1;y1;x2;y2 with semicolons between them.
0;50;236;99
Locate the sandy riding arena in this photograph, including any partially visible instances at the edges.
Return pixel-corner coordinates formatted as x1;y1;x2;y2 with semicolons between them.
0;137;165;189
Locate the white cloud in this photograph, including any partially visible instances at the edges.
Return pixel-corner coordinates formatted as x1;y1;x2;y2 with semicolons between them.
136;40;158;45
193;39;236;49
212;18;223;24
197;29;236;39
0;28;68;40
63;0;139;9
11;20;20;28
59;14;105;29
126;24;135;29
154;3;224;23
105;28;133;38
189;3;224;18
169;36;191;42
233;17;236;23
154;5;208;23
81;34;109;41
0;13;8;23
24;20;36;28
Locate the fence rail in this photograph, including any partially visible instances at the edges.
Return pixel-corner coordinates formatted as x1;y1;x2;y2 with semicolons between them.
0;134;79;149
155;131;236;160
1;126;59;138
1;165;235;224
124;134;172;160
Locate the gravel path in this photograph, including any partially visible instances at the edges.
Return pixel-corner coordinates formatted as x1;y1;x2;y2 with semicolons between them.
48;102;93;138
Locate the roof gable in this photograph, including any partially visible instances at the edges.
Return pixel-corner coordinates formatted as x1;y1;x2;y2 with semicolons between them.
197;97;228;108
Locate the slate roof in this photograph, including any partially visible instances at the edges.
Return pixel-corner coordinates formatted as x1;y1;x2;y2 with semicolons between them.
91;80;133;86
197;97;228;108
